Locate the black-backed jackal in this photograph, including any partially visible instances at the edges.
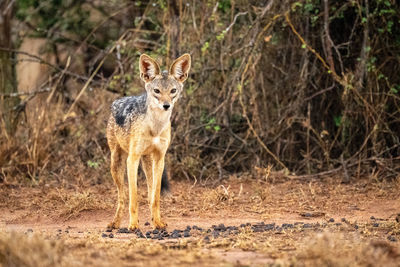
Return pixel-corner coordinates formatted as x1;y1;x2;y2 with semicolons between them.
107;53;191;230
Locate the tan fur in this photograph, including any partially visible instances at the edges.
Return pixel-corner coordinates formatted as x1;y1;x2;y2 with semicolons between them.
107;54;191;230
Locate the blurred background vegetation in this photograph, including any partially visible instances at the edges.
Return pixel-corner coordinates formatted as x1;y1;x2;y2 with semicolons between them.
0;0;399;185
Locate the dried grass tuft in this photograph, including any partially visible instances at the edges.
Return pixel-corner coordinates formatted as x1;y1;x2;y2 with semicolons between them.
293;232;400;267
0;232;75;267
58;190;111;219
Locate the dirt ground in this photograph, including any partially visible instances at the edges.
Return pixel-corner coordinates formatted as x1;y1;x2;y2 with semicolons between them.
1;174;400;266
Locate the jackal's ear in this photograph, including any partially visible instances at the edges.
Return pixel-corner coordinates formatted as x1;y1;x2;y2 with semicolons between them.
139;54;161;83
170;53;191;83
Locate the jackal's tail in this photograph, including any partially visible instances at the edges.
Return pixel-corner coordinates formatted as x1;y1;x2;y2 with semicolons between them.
161;166;170;194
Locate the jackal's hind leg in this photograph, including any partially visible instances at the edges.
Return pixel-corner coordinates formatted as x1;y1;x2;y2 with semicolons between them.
141;155;153;209
107;146;127;229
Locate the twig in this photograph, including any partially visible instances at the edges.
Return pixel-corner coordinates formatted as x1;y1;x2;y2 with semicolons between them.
0;87;51;97
223;11;248;33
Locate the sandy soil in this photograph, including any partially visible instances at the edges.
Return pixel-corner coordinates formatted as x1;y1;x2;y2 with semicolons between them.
1;176;400;266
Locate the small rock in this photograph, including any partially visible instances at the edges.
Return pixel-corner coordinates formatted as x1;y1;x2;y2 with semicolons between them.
282;224;294;229
341;218;347;222
303;223;312;229
144;222;150;226
240;224;246;228
354;224;359;230
109;233;114;238
162;231;169;237
373;223;379;227
183;231;190;237
329;218;335;223
387;235;397;242
153;229;159;234
203;236;210;243
370;216;376;220
101;233;107;238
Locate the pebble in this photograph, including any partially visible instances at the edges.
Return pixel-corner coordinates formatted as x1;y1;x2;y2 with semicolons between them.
109;233;114;238
105;229;112;232
117;228;129;233
144;222;150;226
387;235;397;242
373;223;379;227
101;233;107;238
329;218;335;223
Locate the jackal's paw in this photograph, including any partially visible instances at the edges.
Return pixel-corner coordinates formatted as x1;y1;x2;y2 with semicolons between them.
107;221;120;230
128;223;140;231
153;220;167;230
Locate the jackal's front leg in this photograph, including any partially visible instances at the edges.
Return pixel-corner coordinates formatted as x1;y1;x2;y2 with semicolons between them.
127;154;140;230
150;153;167;229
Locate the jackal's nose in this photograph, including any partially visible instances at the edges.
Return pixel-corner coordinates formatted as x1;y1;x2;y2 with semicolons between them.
163;103;170;110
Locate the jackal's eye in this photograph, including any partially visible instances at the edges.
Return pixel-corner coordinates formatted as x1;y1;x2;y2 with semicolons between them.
170;88;177;94
154;89;160;94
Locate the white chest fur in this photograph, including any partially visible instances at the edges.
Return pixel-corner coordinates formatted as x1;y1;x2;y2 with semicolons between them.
146;108;171;136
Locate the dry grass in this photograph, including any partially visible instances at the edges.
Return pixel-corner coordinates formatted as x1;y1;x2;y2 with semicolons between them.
57;190;112;219
0;232;76;267
293;232;400;267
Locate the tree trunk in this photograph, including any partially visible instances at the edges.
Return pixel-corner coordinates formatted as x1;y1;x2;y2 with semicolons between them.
0;0;19;134
167;0;180;63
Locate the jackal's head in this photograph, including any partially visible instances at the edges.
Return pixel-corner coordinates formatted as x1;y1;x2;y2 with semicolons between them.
139;53;191;111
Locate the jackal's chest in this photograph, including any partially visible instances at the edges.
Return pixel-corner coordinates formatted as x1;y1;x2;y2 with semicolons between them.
138;135;169;155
